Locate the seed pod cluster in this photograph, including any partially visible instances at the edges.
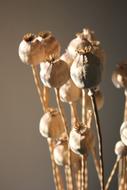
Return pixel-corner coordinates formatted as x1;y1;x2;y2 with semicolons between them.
19;31;61;65
69;124;95;156
39;108;65;139
112;61;127;89
40;59;70;88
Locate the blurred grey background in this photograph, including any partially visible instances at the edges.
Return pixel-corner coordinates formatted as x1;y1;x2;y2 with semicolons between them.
0;0;127;189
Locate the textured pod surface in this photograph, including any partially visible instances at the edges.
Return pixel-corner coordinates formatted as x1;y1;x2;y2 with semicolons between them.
69;125;95;155
120;121;127;146
67;28;105;64
59;79;81;103
114;141;127;157
70;53;102;89
18;32;61;65
39;108;65;139
40;59;70;88
112;61;127;89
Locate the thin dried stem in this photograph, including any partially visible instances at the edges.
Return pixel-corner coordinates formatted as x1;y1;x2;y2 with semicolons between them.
81;89;88;190
105;157;120;190
76;168;82;190
48;139;64;190
88;89;104;190
91;148;101;182
70;102;79;128
118;91;127;190
31;65;46;112
64;149;74;190
31;65;64;190
54;88;68;135
54;88;74;190
81;150;88;190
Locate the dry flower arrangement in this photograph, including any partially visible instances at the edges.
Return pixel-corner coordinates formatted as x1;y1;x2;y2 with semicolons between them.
18;28;127;190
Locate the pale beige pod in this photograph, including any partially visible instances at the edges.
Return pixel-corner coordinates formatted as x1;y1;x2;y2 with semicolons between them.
39;108;65;139
67;28;105;64
18;32;61;65
59;79;81;103
114;141;127;157
40;59;70;88
53;138;81;169
120;121;127;146
53;139;68;166
69;125;95;156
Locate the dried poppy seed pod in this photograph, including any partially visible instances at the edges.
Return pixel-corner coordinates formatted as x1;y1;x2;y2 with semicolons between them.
40;59;70;88
85;90;104;111
39;108;65;139
70;52;103;89
114;141;127;157
59;79;81;103
53;139;68;166
67;28;105;64
120;121;127;146
112;61;127;89
18;32;61;65
69;125;95;156
53;138;81;169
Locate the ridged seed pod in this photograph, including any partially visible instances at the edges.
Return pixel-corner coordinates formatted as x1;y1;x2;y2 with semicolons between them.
67;28;105;64
18;32;61;65
69;125;95;156
40;59;70;88
39;108;65;139
59;79;81;103
70;53;103;89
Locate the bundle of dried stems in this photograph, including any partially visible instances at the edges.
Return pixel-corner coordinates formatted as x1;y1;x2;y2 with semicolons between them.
18;28;127;190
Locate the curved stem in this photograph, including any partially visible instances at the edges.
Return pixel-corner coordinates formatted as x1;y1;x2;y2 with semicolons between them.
88;89;104;190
